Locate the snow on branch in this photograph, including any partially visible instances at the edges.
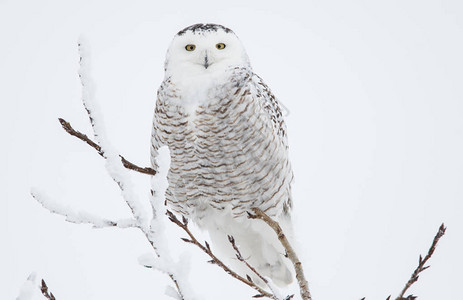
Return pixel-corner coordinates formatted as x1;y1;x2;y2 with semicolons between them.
31;188;137;229
148;146;197;300
75;38;192;299
17;274;57;300
31;39;194;300
77;38;148;230
16;273;38;300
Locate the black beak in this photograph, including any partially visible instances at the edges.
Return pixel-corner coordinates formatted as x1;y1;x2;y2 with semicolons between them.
204;54;209;69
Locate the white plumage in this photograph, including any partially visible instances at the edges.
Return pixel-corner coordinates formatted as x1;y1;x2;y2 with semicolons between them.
151;23;294;286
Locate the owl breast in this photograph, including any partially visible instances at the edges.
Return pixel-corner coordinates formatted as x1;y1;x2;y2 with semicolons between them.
152;68;293;223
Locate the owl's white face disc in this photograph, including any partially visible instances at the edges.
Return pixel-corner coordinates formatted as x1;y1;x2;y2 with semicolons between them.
164;24;250;80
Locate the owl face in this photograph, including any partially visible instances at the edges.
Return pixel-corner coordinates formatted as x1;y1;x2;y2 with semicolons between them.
164;24;250;77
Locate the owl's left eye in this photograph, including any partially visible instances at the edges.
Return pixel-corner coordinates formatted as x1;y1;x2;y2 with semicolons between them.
185;44;196;51
216;43;226;50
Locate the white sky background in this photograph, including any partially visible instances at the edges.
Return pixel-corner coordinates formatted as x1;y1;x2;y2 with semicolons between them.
1;0;462;299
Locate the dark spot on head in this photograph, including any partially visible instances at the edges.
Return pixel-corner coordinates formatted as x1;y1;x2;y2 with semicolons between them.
177;23;233;36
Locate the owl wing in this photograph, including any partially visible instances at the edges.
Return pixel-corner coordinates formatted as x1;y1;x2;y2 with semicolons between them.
251;74;289;150
247;72;293;214
150;78;172;170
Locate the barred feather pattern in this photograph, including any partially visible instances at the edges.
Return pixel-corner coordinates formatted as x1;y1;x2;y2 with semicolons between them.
150;67;293;222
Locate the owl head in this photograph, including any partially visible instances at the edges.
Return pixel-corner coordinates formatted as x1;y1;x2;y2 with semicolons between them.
164;24;251;77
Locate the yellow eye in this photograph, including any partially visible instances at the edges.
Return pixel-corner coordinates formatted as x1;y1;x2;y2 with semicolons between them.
216;43;226;50
185;44;196;51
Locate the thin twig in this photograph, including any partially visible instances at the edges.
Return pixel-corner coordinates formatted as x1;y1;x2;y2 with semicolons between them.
166;210;278;299
58;118;156;176
168;274;185;300
396;223;446;300
395;296;416;300
248;208;312;300
228;235;294;300
40;279;56;300
228;235;270;285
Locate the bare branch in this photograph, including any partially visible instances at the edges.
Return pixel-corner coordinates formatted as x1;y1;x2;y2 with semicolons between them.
168;274;185;300
58;117;102;155
248;208;312;300
396;223;446;300
40;279;56;300
228;235;268;284
228;235;292;300
58;118;156;176
166;210;279;300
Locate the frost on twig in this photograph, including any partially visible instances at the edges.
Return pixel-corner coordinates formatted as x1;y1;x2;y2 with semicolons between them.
31;188;136;229
77;38;148;229
16;273;38;300
248;208;312;300
17;274;57;300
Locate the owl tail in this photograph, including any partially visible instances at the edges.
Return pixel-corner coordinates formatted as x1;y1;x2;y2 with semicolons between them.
206;213;294;287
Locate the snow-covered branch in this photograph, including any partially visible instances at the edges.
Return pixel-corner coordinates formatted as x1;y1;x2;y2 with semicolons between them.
77;38;148;230
31;39;194;300
148;146;196;300
16;274;58;300
16;273;39;300
31;188;136;228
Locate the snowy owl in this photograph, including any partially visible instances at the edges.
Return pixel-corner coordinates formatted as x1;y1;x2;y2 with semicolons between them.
151;23;294;286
